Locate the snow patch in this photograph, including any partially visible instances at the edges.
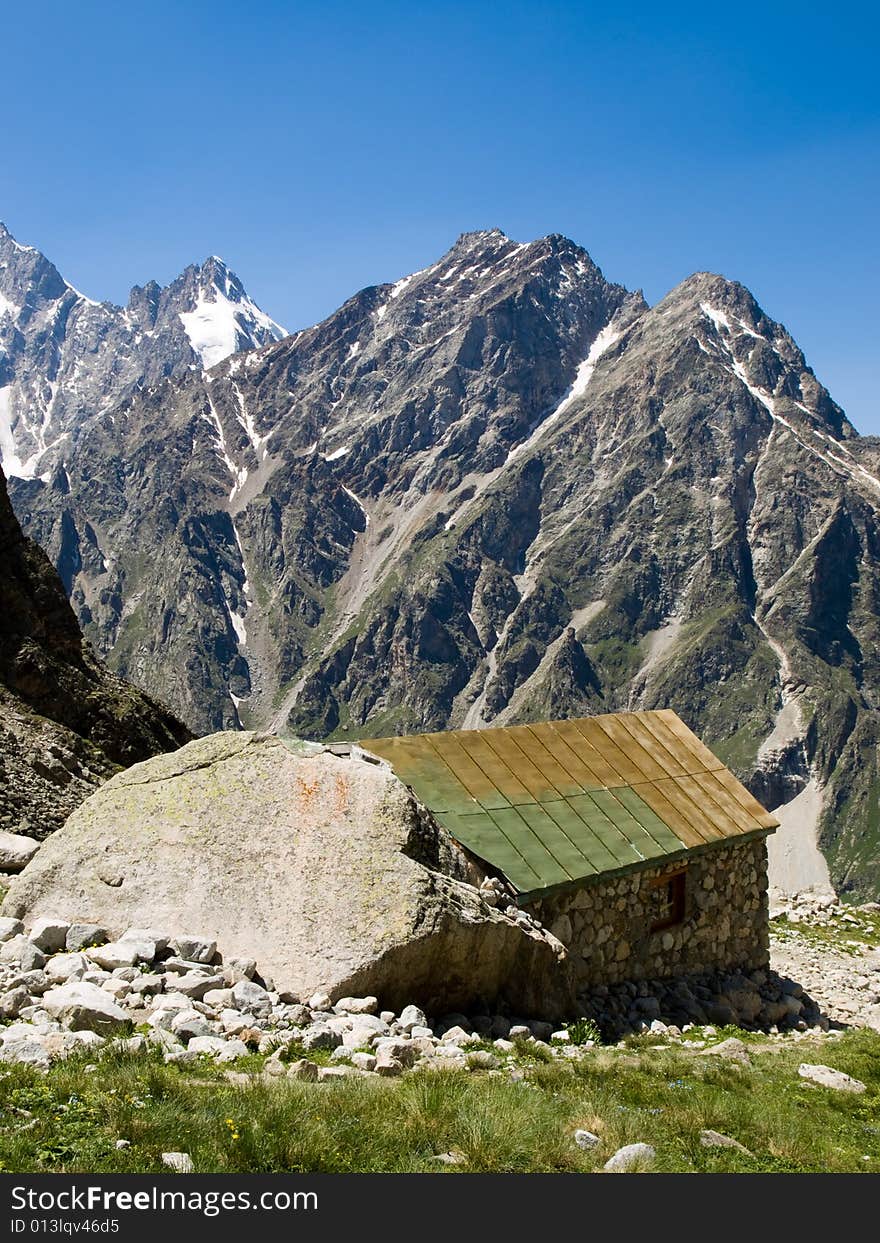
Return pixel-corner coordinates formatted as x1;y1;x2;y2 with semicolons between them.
700;303;732;333
0;385;25;476
64;281;101;308
341;483;370;526
201;395;240;487
0;291;20;320
228;608;247;646
324;445;350;462
180;288;285;370
507;322;622;463
231;381;268;458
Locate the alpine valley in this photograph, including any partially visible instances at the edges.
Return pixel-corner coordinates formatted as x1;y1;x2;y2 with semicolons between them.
3;222;880;898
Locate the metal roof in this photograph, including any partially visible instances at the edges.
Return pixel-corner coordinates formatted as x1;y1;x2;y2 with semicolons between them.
359;710;779;902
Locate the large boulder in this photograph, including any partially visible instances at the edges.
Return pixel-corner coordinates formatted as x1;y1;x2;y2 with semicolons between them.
2;733;574;1016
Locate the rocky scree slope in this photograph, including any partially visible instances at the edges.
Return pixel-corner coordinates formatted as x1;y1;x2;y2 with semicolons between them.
8;228;880;898
0;463;190;842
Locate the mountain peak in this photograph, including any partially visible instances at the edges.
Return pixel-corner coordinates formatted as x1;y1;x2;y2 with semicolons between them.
0;226;287;478
0;221;36;253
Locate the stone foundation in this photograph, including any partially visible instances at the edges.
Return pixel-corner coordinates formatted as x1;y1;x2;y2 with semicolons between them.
528;835;770;987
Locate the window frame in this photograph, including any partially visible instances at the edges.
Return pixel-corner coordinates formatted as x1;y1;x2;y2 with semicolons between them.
649;866;687;932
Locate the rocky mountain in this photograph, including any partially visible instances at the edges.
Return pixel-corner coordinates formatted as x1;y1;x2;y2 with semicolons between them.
0;462;190;841
0;221;285;480
6;227;880;898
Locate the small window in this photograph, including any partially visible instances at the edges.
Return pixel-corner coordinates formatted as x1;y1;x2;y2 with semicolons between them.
650;868;686;931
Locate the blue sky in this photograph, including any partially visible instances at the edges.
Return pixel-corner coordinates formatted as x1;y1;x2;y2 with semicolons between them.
3;1;878;429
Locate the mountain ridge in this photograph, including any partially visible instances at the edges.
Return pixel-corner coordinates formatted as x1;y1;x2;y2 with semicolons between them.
0;460;190;840
5;224;880;898
0;221;285;480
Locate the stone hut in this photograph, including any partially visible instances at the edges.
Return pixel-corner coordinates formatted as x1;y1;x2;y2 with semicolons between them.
361;709;778;989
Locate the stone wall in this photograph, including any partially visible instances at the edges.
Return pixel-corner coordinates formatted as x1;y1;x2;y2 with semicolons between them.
527;835;770;987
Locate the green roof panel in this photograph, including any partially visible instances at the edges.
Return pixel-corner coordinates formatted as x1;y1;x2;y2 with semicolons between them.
360;711;778;898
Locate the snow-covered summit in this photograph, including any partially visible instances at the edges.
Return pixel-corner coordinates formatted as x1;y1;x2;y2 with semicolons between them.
0;224;287;478
178;257;286;370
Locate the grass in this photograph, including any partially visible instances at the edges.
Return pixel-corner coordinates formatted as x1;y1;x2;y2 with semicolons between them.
770;908;880;955
1;1030;879;1173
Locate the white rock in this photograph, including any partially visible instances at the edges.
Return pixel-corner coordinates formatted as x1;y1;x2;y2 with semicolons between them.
398;1004;427;1031
202;988;234;1009
148;991;191;1014
215;1039;249;1062
0;832;39;871
350;1052;377;1072
0;985;29;1017
509;1025;532;1042
603;1143;656;1172
149;1027;184;1053
375;1056;404;1077
0;917;24;942
551;1030;571;1044
373;1037;420;1066
434;1042;467;1059
28;918;69;953
232;978;272;1017
574;1129;600;1150
440;1025;477;1046
0;935;28;964
164;1049;197;1066
308;991;332;1012
220;1009;250;1035
0;1022;52;1067
798;1063;867;1093
301;1023;342;1051
325;1014;354;1034
162;1152;194;1173
170;936;216;964
187;1036;229;1056
170;1010;217;1041
174;973;225;1000
115;1036;147;1055
466;1050;499;1069
225;957;257;982
19;942;47;972
42;982;130;1033
341;1014;389;1047
65;1029;106;1051
44;952;89;983
101;978;130;998
318;1066;349;1081
65;924;108;952
706;1037;751;1065
86;940;147;970
288;1058;319;1081
699;1129;753;1154
334;996;378;1015
128;973;164;996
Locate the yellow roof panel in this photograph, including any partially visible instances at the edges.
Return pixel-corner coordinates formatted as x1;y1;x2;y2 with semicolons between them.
360;710;777;898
